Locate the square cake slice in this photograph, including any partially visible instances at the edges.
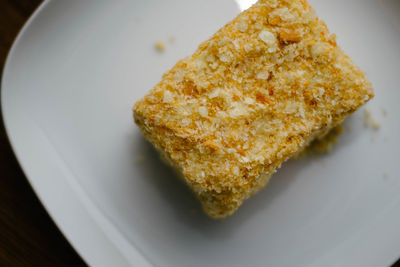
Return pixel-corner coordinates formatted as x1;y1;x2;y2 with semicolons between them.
133;0;373;218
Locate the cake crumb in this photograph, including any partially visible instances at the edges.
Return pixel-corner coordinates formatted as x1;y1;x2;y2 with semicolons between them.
155;41;166;52
169;36;175;43
364;108;380;130
371;121;380;129
383;172;389;179
296;125;343;158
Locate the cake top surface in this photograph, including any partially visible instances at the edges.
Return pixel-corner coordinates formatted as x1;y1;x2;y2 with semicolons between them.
134;0;373;193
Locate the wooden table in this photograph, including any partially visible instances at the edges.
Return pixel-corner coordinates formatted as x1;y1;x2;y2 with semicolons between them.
0;1;399;266
0;0;86;265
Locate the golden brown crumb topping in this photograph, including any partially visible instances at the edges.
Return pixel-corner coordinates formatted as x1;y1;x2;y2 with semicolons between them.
134;0;373;217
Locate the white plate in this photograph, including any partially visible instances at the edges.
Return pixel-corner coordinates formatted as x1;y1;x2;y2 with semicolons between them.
2;0;400;266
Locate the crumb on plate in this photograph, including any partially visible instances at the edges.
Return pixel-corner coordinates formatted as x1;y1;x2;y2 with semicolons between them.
364;108;380;130
155;41;166;52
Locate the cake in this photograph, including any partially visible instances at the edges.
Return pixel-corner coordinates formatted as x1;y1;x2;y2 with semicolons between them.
133;0;374;218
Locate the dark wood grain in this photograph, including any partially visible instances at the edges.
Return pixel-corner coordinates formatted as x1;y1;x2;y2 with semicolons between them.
0;0;86;265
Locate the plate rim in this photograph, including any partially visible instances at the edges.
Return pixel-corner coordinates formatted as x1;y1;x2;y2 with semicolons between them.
1;1;151;266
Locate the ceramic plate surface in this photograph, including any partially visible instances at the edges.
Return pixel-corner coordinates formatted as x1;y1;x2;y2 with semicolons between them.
2;0;400;266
